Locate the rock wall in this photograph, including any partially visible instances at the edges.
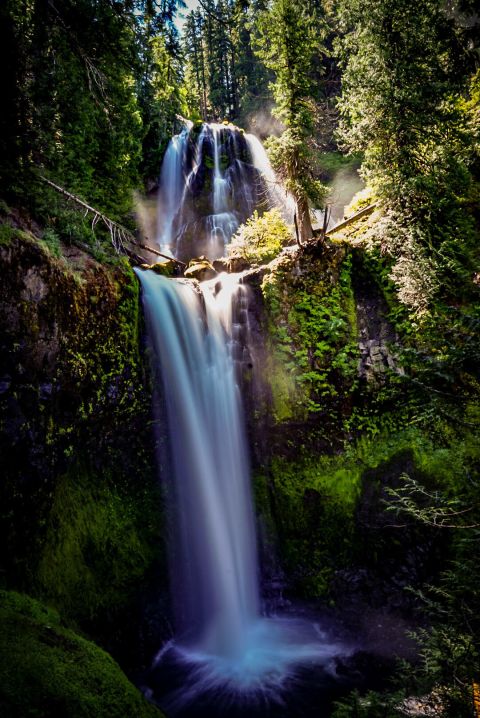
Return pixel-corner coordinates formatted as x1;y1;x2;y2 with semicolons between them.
241;241;452;608
0;226;167;672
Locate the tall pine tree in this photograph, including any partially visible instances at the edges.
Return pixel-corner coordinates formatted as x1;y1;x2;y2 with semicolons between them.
256;0;328;243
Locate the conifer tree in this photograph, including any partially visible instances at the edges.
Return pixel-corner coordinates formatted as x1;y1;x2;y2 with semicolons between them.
336;0;479;311
181;0;271;123
255;0;328;243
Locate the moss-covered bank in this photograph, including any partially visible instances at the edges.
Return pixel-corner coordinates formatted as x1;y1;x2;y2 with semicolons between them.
260;242;358;435
248;237;479;604
0;590;163;718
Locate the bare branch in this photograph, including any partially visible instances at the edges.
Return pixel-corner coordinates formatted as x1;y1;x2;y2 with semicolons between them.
39;175;186;267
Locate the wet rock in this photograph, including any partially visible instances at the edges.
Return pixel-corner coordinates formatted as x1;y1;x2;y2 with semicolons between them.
22;269;48;303
140;261;176;277
184;256;217;281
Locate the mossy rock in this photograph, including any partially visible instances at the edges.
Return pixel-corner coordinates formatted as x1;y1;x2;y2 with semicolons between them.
0;590;163;718
184;256;217;281
35;462;162;631
0;229;163;660
259;244;359;432
140;261;175;277
255;422;480;599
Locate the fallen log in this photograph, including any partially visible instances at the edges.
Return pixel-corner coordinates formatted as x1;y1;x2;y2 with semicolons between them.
325;203;377;237
39;175;186;268
39;175;133;254
137;242;186;268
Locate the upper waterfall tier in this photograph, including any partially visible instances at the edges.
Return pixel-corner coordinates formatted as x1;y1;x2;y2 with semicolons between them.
156;122;285;263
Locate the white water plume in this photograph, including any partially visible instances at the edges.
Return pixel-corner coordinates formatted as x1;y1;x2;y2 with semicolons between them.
155;122;292;262
244;132;295;220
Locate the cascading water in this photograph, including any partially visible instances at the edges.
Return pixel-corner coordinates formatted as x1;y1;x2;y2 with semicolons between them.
155;122;291;262
244;132;295;216
137;124;351;716
157;124;192;255
137;270;259;660
136;268;349;716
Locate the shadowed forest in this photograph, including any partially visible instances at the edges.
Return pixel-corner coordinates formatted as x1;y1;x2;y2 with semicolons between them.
1;1;479;717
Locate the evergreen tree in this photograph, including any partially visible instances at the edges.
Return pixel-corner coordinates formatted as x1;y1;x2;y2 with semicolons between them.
182;0;271;122
336;0;479;312
1;0;145;215
137;1;187;180
232;0;271;123
256;0;329;243
183;11;208;119
0;0;187;214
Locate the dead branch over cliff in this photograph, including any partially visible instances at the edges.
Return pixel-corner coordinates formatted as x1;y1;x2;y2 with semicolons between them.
39;175;185;267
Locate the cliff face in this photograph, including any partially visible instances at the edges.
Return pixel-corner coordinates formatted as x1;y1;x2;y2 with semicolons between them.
0;224;166;671
241;240;473;607
1;209;477;707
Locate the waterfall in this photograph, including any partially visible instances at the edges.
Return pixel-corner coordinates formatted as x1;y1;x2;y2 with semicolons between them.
137;268;348;713
211;123;230;214
156;125;191;254
136;269;259;659
155;122;292;262
244;132;294;217
137;123;349;714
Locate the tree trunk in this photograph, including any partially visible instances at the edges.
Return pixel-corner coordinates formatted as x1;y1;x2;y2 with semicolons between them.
296;196;313;245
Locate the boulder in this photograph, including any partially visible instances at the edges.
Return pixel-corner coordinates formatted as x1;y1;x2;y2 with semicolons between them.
184;256;217;281
140;261;175;277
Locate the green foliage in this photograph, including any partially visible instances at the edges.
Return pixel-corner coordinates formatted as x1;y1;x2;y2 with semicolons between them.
182;1;271;122
41;229;61;258
255;0;331;239
1;0;186;227
0;590;163;718
266;130;329;207
335;0;480;314
256;0;323;130
256;414;480;602
229;209;292;264
370;466;480;716
261;249;358;423
331;690;403;717
139;28;187;180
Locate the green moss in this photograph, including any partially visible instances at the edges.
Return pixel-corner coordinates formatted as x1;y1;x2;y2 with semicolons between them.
0;224;16;246
0;590;163;718
36;463;161;625
257;450;362;597
255;421;480;598
0;232;161;642
0;224;40;248
261;247;359;426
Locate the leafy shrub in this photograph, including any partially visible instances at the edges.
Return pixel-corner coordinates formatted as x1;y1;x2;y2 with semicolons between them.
229;208;293;265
